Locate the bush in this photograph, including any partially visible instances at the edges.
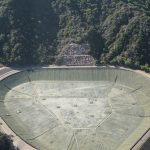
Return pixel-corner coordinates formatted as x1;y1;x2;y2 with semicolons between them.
140;64;150;72
0;133;19;150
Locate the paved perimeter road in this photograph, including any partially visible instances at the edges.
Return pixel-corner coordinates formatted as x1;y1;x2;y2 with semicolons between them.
0;67;13;75
0;67;36;150
131;70;150;150
131;129;150;150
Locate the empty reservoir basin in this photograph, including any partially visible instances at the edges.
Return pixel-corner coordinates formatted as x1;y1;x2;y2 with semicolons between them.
0;67;150;150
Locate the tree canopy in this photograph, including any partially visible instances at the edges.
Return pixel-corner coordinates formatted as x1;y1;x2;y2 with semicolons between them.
0;0;150;71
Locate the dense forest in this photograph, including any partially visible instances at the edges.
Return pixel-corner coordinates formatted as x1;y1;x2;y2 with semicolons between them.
0;0;150;71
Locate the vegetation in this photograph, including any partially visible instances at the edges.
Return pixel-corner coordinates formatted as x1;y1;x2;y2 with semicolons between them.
0;0;150;71
0;133;19;150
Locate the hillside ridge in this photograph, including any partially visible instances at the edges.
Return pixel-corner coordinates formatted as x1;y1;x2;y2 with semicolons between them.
0;0;150;71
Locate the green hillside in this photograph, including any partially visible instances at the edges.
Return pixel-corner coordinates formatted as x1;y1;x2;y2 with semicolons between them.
0;0;150;71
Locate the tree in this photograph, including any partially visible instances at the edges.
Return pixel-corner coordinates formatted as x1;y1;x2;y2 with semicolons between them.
0;133;19;150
